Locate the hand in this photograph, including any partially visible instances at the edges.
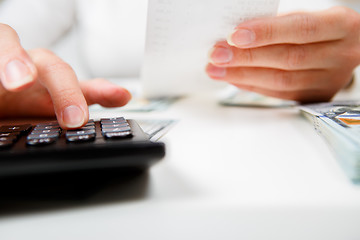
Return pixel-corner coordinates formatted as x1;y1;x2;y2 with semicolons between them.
0;24;131;129
206;6;360;103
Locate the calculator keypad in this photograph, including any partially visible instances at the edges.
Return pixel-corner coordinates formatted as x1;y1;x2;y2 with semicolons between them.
0;124;32;149
26;137;58;146
0;124;32;134
100;118;132;139
27;122;61;146
65;120;96;143
0;117;133;149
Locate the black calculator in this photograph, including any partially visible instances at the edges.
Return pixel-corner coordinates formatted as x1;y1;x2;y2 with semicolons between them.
0;117;165;177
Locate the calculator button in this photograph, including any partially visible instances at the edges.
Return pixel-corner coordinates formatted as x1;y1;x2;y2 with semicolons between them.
0;132;20;139
66;134;96;143
101;117;125;121
0;140;14;149
101;123;129;129
35;122;59;127
83;123;95;128
34;125;61;131
27;133;60;140
101;119;127;125
65;129;96;137
31;129;60;134
101;126;131;134
0;136;17;143
104;131;133;139
0;124;32;134
26;137;57;146
72;126;96;131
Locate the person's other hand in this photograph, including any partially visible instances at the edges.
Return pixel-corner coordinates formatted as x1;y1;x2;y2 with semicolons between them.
0;24;131;129
206;7;360;103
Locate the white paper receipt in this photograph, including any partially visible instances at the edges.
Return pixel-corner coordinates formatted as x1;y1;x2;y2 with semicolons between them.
141;0;280;98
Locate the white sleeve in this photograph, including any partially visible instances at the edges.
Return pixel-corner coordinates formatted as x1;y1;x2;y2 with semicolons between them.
0;0;76;49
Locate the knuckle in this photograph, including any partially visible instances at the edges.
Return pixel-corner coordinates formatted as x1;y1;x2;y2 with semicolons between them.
352;13;360;31
230;68;246;83
42;59;72;76
339;48;360;64
262;22;275;42
286;45;307;69
28;48;57;65
294;14;319;39
236;68;247;80
242;49;254;64
351;20;360;36
30;48;54;56
329;7;360;34
274;70;294;90
344;9;360;33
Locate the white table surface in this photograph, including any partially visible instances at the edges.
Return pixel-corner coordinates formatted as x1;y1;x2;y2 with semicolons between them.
1;89;360;240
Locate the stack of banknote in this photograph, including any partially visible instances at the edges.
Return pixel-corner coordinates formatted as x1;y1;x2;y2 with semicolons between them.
300;100;360;183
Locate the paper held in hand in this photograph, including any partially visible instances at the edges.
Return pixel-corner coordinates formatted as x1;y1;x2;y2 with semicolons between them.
141;0;280;98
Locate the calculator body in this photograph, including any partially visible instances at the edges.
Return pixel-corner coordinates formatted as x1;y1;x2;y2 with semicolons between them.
0;119;165;177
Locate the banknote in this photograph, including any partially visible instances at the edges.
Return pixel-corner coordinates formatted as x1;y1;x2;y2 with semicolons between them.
300;100;360;183
301;100;360;143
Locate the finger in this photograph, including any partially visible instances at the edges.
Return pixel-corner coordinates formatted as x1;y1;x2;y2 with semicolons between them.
28;49;88;129
0;24;37;91
209;41;341;70
80;78;132;107
228;7;359;48
206;63;328;91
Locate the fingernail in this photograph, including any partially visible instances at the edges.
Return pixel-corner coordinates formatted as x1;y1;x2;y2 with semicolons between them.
4;59;33;90
228;29;255;47
62;105;85;128
206;65;227;79
209;46;233;64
